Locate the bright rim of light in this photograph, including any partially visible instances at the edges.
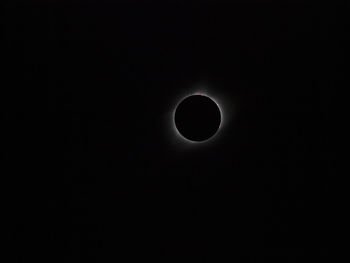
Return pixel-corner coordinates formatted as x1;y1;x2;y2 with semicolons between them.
171;90;226;146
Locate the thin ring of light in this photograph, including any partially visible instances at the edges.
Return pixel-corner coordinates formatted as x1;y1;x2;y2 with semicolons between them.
172;93;223;144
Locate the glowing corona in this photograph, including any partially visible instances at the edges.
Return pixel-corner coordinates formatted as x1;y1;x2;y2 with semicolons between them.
165;82;234;150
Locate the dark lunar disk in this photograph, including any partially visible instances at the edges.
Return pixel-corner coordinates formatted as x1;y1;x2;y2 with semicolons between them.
174;95;221;142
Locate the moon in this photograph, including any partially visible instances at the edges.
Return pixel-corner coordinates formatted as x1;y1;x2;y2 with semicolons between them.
173;94;222;143
164;82;235;150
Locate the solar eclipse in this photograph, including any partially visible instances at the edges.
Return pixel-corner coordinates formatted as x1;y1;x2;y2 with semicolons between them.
174;95;221;142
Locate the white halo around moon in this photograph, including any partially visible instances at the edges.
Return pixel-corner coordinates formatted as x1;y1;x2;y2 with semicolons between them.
164;82;234;150
172;93;222;143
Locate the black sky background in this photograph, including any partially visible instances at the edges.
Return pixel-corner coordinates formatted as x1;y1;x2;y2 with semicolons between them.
3;1;340;262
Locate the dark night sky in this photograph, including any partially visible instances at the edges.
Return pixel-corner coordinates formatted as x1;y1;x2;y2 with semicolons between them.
3;1;339;262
